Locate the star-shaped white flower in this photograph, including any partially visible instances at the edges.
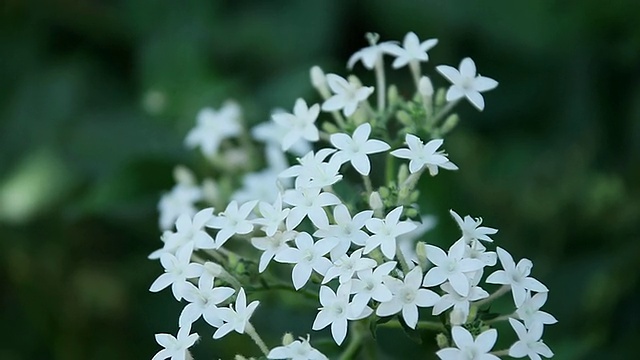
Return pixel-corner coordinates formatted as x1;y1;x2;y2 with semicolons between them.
279;148;338;188
364;206;418;259
387;32;438;69
432;279;489;320
276;232;337;290
516;291;558;329
436;57;498;111
213;288;260;339
252;115;312;156
312;284;371;345
350;261;395;314
251;230;296;273
391;134;458;175
330;123;390;176
450;209;498;244
321;74;374;117
163;208;216;254
152;325;200;360
206;200;257;248
508;318;554;360
486;247;548;307
272;98;320;151
253;194;290;237
282;187;341;230
179;276;235;328
436;326;500;360
347;41;397;70
149;245;204;301
376;267;439;329
323;248;377;284
314;204;373;258
185;102;242;156
422;240;484;297
268;336;328;360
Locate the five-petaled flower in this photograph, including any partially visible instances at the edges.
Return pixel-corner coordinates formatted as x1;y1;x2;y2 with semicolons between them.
391;134;458;175
321;74;374;117
436;57;498;111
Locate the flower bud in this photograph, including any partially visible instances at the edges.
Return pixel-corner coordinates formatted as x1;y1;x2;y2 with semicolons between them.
440;114;459;135
415;242;428;272
418;76;434;97
369;191;384;211
310;66;326;88
435;88;447;107
174;165;196;185
449;309;466;326
322;122;340;134
436;333;449;349
282;332;294;346
204;261;225;278
201;178;220;205
387;85;399;105
398;164;409;184
396;111;412;127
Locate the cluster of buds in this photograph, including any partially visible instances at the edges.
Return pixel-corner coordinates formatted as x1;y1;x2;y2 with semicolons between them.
150;32;555;360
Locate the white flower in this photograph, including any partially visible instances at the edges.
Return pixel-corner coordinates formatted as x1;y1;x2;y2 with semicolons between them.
253;194;290;237
252;116;312;156
213;288;260;339
422;240;484;297
508;318;554;360
158;183;203;231
312;284;370;345
321;74;374;117
364;206;417;259
464;240;497;267
206;200;257;248
268;336;328;360
486;247;548;307
391;134;458;175
163;208;216;254
282;187;341;230
516;291;558;329
280;148;343;190
330;123;390;176
432;279;489;320
436;326;500;360
272;98;320;151
323;248;377;284
232;168;287;204
276;232;337;290
313;204;373;258
179;276;235;328
436;57;498;111
149;245;203;301
350;261;396;314
450;209;498;244
152;325;199;360
376;267;439;329
387;32;438;69
397;215;437;265
185;102;242;156
347;41;397;70
251;230;296;273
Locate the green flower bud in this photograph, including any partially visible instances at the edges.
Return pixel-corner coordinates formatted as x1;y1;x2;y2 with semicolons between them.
174;165;196;185
282;332;294;346
440;114;459;135
388;85;399;105
416;242;428;272
322;122;340;134
398;164;409;185
435;88;447;108
436;333;449;349
396;111;413;127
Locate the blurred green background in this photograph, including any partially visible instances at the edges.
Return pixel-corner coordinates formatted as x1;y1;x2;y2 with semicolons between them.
1;0;639;359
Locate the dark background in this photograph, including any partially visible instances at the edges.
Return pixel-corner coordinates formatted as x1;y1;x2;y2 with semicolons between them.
1;1;639;359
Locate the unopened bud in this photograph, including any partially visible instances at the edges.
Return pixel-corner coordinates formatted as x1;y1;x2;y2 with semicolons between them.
449;309;466;326
387;85;399;105
415;242;428;272
347;74;363;88
396;111;412;127
436;333;449;349
435;88;447;107
282;332;295;346
310;66;326;88
204;261;224;277
322;122;340;134
174;165;196;185
418;76;434;97
440;114;459;135
398;164;409;185
369;191;384;211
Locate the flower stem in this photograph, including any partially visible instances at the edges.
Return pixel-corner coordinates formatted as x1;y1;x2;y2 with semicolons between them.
484;313;514;325
339;320;366;360
362;174;374;197
245;322;269;356
490;349;510;357
474;285;510;307
431;99;460;127
375;55;386;112
378;319;445;332
409;60;421;89
395;243;411;275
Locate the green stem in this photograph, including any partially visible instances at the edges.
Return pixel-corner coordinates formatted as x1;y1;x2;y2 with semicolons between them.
490;349;510;357
474;285;510;307
378;319;446;332
484;313;514;325
339;320;366;360
395;243;411;275
375;54;386;112
409;60;421;89
431;99;460;127
362;174;373;197
245;322;270;356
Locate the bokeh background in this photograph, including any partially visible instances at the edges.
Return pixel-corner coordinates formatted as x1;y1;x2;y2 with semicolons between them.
1;0;639;359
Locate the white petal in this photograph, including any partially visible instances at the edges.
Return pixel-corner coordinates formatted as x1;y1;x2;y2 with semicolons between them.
465;91;485;111
459;57;477;78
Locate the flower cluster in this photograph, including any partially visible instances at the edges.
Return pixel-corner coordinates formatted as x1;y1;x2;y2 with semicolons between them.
150;32;555;360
